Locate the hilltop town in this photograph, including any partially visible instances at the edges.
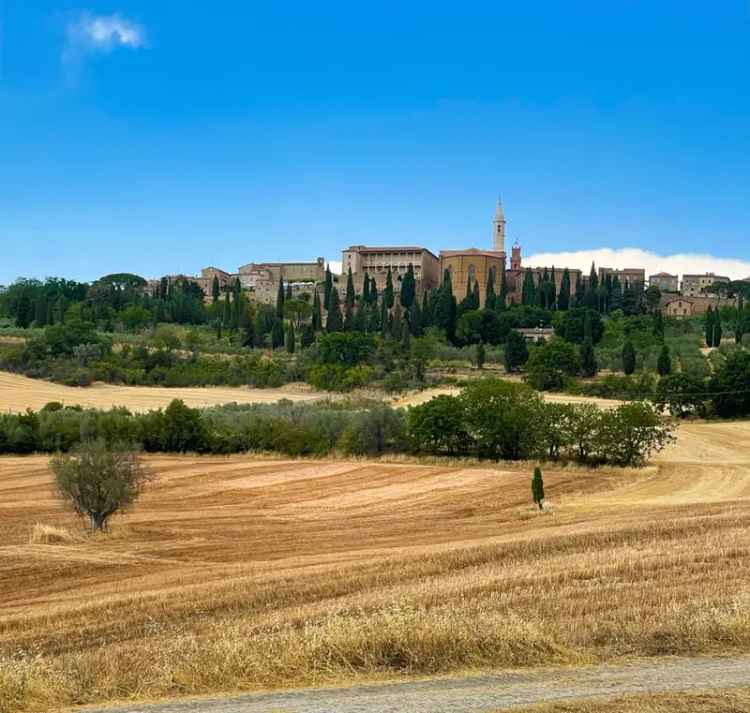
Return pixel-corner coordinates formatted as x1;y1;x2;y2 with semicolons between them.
152;200;745;318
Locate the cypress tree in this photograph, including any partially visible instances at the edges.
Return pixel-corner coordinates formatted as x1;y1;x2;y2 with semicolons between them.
276;277;285;319
242;319;255;348
558;268;571;311
532;467;545;511
271;319;285;349
384;269;395;309
409;301;423;337
286;283;293;300
573;273;585;308
472;279;481;310
580;336;598;377
622;340;636;375
345;267;356;310
497;267;507;311
549;266;557;310
657;344;672;376
212;276;220;303
362;271;371;304
522;269;536;306
391;303;404;341
222;291;232;327
401;321;411;352
653;309;665;337
326;288;343;332
324;265;333;311
476;342;486;370
485;267;496;310
343;303;355;331
400;263;416;308
354;303;367;332
370;277;379;305
286;322;295;353
301;323;315;349
610;275;623;312
311;290;322;331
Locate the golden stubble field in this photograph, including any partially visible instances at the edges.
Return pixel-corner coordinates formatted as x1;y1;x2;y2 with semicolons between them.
1;419;750;712
0;372;322;413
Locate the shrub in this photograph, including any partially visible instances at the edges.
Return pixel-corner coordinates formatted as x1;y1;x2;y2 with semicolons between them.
525;338;579;391
407;395;471;456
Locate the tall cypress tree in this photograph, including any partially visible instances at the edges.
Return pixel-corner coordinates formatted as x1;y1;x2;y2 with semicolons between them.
271;318;285;349
522;269;536;306
311;290;322;331
549;266;557;310
362;271;371;304
558;268;571;311
211;276;220;303
276;277;285;319
222;290;232;327
324;265;333;311
400;263;416;308
622;340;636;375
485;267;496;310
326;288;343;332
384;269;395;309
370;277;379;305
610;275;623;312
285;322;295;353
497;267;507;311
345;267;356;310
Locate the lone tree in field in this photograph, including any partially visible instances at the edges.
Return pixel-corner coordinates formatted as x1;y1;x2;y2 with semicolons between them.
50;441;152;532
532;466;545;511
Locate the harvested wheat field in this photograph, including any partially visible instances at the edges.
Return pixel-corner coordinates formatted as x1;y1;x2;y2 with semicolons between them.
393;385;623;409
1;421;750;712
0;371;321;413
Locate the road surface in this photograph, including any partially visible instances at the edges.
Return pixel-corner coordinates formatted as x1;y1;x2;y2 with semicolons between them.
81;656;750;713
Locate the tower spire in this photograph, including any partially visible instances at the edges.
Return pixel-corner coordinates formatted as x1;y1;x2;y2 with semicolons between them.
493;196;506;253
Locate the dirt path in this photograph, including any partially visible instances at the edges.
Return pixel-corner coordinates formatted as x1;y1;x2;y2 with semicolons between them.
0;371;323;413
80;657;750;713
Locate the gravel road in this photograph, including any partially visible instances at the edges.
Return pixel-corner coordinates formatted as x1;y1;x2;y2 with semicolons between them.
82;656;750;713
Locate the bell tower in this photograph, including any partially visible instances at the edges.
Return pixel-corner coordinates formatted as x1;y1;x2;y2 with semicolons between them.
493;197;506;254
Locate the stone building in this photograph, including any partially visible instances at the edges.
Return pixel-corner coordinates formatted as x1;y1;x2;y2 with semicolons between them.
440;248;507;307
341;245;441;297
598;267;646;287
439;199;507;307
238;258;326;285
503;243;582;306
662;294;732;317
681;273;730;297
649;272;679;293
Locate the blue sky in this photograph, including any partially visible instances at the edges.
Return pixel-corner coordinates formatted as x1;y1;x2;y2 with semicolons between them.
1;1;748;284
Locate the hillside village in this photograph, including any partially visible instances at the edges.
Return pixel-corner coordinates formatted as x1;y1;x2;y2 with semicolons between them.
151;201;747;318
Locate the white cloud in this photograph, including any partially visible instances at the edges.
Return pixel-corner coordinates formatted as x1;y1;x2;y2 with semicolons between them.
327;260;342;275
74;14;145;50
523;247;750;281
63;12;145;73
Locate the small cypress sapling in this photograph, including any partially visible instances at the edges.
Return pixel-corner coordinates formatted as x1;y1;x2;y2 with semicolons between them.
532;466;545;511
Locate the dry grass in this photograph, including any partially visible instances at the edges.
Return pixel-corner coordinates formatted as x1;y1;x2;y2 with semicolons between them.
511;689;750;712
0;371;320;413
27;524;81;546
1;420;750;711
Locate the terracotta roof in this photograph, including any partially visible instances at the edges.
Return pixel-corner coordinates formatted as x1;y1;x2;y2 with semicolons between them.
650;272;677;278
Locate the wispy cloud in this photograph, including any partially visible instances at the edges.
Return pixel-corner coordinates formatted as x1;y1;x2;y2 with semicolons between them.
63;12;145;79
524;247;750;281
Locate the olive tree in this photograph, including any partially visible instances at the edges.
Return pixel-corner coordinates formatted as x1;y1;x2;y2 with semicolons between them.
50;441;152;531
